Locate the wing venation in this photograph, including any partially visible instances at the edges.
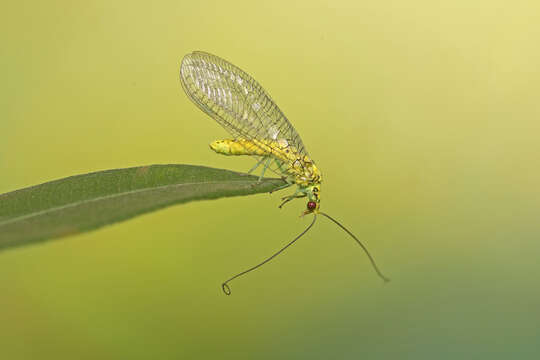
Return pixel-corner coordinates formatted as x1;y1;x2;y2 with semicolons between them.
180;51;309;161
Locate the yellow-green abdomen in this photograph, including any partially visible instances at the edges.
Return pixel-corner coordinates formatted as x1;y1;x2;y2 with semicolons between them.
209;139;274;157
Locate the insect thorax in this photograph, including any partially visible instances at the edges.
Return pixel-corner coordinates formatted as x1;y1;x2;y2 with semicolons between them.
288;157;321;188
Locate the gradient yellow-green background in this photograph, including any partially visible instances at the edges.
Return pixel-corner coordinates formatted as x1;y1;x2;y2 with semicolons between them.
1;1;539;359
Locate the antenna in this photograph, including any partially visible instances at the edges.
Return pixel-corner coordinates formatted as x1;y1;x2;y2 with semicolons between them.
222;215;318;295
319;212;390;283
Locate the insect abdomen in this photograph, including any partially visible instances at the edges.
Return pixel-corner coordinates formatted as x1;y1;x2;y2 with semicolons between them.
210;139;273;156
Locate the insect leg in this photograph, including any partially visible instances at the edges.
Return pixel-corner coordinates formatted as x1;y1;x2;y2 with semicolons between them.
247;157;266;174
274;159;286;173
269;182;293;194
279;193;307;209
258;158;272;182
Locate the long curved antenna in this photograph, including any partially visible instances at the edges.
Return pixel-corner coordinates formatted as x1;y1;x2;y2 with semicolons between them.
222;214;317;295
319;212;390;283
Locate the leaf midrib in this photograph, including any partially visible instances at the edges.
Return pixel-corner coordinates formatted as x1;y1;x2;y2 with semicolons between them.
0;179;258;227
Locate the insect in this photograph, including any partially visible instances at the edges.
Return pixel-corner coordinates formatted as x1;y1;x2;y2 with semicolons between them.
180;51;389;295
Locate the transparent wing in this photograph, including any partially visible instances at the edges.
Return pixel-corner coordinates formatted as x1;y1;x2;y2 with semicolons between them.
180;51;309;161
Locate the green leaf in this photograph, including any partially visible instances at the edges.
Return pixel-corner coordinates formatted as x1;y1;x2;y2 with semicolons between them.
0;164;286;251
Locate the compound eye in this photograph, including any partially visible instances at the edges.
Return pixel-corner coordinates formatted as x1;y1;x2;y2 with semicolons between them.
307;201;317;211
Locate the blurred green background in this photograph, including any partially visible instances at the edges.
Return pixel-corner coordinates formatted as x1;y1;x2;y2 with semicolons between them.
1;0;539;359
